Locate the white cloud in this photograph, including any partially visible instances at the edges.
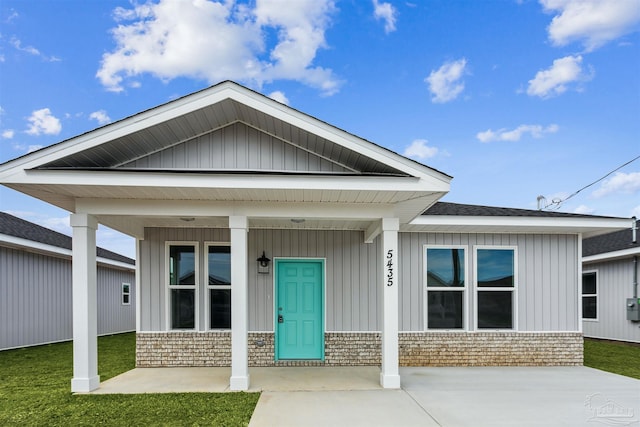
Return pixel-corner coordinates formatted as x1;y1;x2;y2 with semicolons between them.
27;144;44;153
12;143;44;154
592;171;640;198
425;58;467;103
476;124;559;143
631;205;640;218
526;55;591;98
541;0;640;52
25;108;62;136
373;0;397;33
89;110;111;125
403;139;438;160
573;204;595;214
9;37;61;62
2;129;14;139
268;91;289;105
97;0;341;95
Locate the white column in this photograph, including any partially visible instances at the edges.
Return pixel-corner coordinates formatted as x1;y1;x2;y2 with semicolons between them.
70;213;100;392
229;215;250;390
380;217;400;389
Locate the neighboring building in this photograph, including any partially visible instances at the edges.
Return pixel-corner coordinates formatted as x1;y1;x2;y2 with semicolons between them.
0;81;629;392
0;212;135;350
582;218;640;343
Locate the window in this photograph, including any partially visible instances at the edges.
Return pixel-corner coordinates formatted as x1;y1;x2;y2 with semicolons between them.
476;247;516;329
206;244;231;329
582;271;597;320
168;244;198;329
424;246;466;329
121;283;131;305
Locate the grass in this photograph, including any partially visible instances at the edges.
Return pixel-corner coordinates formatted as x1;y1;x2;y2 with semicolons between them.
583;338;640;380
0;333;259;426
2;335;638;425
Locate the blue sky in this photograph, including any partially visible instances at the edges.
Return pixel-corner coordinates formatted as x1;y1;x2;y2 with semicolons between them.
1;0;639;259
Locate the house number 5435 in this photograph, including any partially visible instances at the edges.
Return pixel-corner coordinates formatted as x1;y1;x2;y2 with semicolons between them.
386;249;394;287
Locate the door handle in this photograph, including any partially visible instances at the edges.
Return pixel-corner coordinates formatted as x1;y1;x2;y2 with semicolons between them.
278;315;284;323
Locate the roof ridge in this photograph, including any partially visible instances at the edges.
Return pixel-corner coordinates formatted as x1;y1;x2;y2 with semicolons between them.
0;212;134;265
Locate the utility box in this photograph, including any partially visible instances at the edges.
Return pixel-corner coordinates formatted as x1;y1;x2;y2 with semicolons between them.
627;298;640;321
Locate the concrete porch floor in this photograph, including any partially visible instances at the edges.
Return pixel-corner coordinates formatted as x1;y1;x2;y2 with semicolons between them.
89;366;640;426
91;366;382;394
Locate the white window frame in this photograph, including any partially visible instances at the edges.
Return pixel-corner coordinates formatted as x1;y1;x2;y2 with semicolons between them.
423;245;469;331
581;270;598;322
165;241;199;331
121;282;131;306
473;245;518;331
205;242;232;330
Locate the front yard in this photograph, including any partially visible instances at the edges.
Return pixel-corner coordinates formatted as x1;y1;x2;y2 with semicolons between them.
1;334;638;425
0;333;259;426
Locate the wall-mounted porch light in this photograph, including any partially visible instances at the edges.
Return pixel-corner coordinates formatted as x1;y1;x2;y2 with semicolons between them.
257;251;271;274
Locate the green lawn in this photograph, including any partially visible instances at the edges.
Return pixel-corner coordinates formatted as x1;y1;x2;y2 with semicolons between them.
583;338;640;380
2;335;638;425
0;333;259;426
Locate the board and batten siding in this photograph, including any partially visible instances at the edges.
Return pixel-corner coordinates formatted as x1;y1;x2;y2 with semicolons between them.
139;228;579;333
0;246;135;350
120;122;352;173
582;258;640;343
399;233;580;332
139;228;381;332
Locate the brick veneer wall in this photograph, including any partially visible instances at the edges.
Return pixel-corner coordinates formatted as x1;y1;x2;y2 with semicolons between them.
136;331;583;367
399;332;583;366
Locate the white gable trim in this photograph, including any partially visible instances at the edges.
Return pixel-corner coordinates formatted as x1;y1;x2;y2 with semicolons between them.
0;233;134;270
583;246;640;263
0;82;451;187
410;215;630;237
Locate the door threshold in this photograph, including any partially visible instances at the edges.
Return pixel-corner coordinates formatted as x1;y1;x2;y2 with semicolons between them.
274;360;325;367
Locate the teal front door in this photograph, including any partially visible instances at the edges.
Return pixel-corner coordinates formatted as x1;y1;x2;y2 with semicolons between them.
275;259;324;360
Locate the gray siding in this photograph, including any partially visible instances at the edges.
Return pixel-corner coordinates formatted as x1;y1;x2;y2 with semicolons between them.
139;228;380;332
139;228;579;333
0;246;135;350
121;122;352;173
583;258;640;343
399;233;579;332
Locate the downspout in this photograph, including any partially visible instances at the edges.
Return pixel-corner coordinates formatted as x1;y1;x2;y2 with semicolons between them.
633;217;637;299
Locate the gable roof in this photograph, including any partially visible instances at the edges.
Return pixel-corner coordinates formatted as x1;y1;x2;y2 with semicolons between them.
0;81;451;235
422;202;617;218
404;202;630;238
0;212;134;267
583;219;640;261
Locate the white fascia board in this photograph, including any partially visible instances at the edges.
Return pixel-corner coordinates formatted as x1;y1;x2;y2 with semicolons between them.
8;169;445;193
0;234;134;270
583;246;640;263
410;215;631;233
76;198;396;219
0;83;239;174
0;82;451;189
229;87;453;185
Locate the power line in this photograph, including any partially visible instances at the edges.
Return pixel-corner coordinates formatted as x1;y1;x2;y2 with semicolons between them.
539;154;640;210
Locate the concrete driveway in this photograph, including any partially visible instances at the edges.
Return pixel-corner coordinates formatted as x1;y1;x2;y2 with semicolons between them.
92;365;639;426
249;367;640;427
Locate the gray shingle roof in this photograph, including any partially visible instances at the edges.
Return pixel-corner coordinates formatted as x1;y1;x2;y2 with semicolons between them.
583;219;639;257
0;212;134;265
422;202;617;219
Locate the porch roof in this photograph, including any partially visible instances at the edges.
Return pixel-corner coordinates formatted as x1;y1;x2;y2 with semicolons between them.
405;202;631;238
0;81;451;237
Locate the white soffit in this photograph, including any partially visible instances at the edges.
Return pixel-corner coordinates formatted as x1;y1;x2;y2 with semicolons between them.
0;81;451;185
407;215;631;238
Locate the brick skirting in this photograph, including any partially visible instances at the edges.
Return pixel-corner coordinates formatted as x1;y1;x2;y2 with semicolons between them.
136;331;583;367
